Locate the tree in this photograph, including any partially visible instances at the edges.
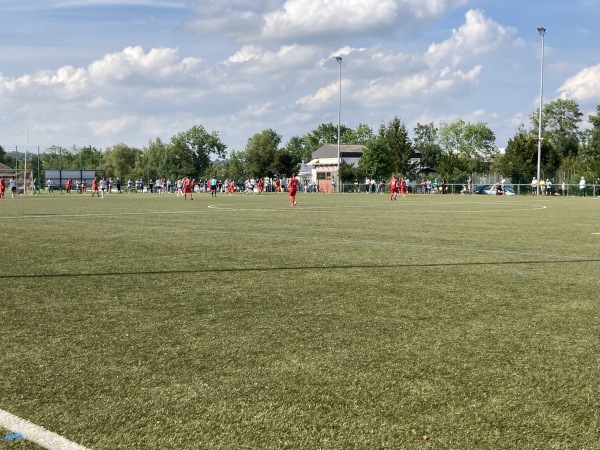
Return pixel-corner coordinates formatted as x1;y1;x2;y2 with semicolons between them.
341;123;374;145
244;129;281;177
530;98;583;157
492;131;537;183
170;125;227;178
438;120;496;179
382;117;414;176
303;122;352;155
284;135;308;166
439;120;496;159
143;138;180;181
42;146;67;170
0;145;8;165
413;122;442;170
580;105;600;176
272;149;297;177
338;160;356;183
227;150;247;181
79;145;103;171
102;143;142;180
358;134;391;180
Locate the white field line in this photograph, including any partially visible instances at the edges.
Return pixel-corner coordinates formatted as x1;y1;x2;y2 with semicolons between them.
0;409;89;450
1;200;551;219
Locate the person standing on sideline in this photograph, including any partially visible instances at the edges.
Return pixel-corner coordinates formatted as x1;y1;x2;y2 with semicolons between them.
546;179;552;196
467;175;472;194
579;177;586;197
10;177;17;198
531;177;538;195
288;174;299;206
210;176;218;197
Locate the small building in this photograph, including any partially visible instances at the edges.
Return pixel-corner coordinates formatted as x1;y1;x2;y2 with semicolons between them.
308;144;365;193
0;162;16;189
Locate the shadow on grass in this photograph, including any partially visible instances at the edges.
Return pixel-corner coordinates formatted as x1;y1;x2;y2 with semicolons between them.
1;258;599;279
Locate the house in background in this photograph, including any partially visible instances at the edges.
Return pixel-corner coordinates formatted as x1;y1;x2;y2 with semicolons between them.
308;144;365;192
0;162;16;188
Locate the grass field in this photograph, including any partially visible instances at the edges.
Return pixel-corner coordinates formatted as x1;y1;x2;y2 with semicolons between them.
1;191;600;449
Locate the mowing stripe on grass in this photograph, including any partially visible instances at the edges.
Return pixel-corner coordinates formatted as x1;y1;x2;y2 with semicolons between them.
19;215;600;264
1;258;599;280
0;409;89;450
207;202;550;213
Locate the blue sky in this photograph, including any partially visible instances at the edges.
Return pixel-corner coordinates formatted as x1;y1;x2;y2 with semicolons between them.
1;0;599;154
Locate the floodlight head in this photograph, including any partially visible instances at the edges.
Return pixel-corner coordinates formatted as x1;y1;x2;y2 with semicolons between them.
335;56;342;63
537;27;546;36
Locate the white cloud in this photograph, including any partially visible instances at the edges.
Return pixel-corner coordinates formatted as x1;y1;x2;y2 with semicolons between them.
426;9;517;67
186;0;471;43
557;64;600;101
262;0;399;39
88;115;138;136
87;46;202;85
2;0;581;152
87;96;112;108
296;80;352;109
228;44;320;75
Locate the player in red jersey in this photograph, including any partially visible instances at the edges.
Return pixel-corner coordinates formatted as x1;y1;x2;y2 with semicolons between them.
288;174;299;206
400;177;407;197
182;177;193;200
91;178;99;197
0;178;5;199
228;179;235;195
389;176;399;201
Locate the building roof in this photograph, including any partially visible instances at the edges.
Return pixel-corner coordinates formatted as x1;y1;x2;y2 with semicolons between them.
311;143;366;160
0;163;16;176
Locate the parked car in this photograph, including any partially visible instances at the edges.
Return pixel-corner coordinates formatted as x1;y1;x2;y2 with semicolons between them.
473;184;516;196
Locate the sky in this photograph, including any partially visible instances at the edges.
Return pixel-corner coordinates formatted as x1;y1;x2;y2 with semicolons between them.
1;0;599;155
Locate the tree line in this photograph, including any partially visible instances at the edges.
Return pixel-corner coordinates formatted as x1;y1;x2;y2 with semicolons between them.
2;98;599;184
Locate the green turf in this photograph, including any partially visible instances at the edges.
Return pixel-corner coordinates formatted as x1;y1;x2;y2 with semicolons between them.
1;192;600;449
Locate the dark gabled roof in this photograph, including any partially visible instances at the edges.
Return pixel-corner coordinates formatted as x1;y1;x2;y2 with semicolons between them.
312;144;366;159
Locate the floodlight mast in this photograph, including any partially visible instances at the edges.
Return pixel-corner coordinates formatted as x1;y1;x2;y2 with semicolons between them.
335;56;342;192
536;27;546;196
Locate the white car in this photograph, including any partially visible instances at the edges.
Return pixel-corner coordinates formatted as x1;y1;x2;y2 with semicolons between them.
474;184;516;196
